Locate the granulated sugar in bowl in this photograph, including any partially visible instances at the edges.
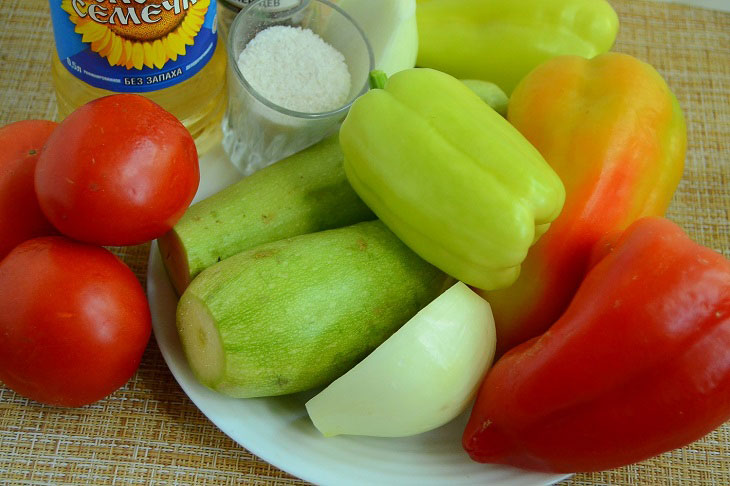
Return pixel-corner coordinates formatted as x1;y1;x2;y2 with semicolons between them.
238;26;352;113
222;0;373;175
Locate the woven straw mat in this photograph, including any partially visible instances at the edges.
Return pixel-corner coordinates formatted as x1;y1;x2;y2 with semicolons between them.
1;0;729;484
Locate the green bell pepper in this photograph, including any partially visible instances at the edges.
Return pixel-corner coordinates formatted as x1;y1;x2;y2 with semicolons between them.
416;0;619;94
461;79;509;117
340;69;565;290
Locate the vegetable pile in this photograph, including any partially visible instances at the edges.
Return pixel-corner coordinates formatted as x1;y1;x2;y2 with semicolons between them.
0;94;199;407
163;0;728;475
1;0;729;477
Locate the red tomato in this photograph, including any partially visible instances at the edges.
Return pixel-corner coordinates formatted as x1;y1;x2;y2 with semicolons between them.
0;237;151;407
35;94;199;246
0;120;59;260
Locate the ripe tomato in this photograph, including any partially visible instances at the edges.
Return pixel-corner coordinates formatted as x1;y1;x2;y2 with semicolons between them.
35;94;199;246
0;237;151;407
0;120;59;260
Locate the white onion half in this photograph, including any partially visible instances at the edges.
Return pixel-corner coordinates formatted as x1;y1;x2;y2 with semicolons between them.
336;0;418;76
306;281;496;438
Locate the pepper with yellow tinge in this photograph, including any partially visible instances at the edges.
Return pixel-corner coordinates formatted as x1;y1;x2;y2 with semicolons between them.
480;52;687;354
416;0;619;94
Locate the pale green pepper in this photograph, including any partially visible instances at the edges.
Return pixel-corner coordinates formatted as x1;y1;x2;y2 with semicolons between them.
340;69;565;290
461;79;509;116
416;0;619;94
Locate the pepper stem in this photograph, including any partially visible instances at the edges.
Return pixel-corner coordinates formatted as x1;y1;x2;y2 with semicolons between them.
369;70;388;90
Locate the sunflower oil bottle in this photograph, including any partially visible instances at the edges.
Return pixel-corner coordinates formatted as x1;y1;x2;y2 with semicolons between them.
217;0;245;39
48;0;227;154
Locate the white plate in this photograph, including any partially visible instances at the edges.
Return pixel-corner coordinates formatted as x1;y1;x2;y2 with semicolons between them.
147;145;572;486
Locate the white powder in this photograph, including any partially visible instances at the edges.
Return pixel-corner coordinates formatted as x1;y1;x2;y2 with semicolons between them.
238;25;352;113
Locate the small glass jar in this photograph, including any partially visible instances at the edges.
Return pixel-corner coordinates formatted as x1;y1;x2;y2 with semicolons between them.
221;0;373;175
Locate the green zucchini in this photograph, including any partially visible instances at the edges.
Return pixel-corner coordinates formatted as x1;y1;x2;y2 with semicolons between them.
176;221;450;398
158;134;375;294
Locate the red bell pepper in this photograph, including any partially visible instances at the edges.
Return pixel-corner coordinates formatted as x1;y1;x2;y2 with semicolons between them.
463;217;730;472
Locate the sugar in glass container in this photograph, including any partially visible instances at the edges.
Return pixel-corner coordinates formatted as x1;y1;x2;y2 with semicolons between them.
222;0;373;175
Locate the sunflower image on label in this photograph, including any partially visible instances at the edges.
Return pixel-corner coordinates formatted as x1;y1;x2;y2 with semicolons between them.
49;0;218;92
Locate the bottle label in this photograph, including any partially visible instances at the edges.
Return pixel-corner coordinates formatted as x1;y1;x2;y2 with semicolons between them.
49;0;218;93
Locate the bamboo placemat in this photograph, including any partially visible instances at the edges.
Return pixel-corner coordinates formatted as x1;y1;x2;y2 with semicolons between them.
1;0;729;484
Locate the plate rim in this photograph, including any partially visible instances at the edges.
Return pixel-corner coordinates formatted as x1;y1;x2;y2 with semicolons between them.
146;240;572;486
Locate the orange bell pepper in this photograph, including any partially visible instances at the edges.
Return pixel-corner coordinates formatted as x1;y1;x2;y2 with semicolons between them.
479;52;687;354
